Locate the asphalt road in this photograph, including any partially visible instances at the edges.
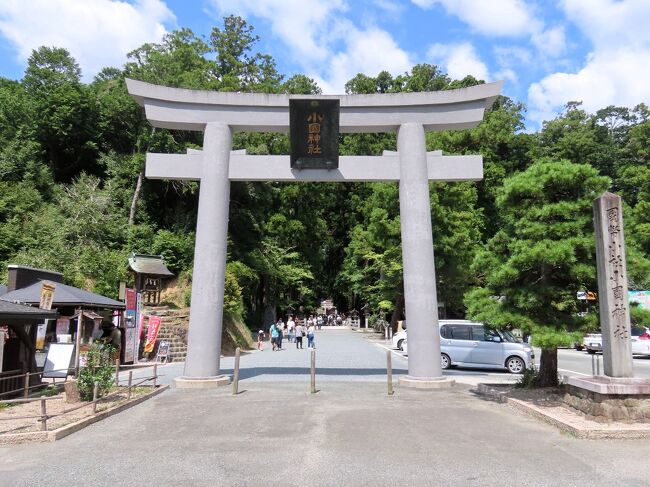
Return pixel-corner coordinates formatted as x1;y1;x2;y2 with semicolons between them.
554;347;650;379
131;330;650;388
4;329;650;486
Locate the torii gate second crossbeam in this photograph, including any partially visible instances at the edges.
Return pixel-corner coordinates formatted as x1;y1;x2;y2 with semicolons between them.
127;79;503;389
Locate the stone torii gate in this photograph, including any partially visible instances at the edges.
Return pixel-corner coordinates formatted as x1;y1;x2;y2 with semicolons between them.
126;79;502;389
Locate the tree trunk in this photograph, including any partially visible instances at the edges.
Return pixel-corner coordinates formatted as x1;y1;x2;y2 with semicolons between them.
390;286;405;332
128;168;144;225
536;347;559;387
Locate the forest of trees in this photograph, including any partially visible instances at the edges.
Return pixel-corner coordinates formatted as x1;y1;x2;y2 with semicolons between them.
2;16;650;385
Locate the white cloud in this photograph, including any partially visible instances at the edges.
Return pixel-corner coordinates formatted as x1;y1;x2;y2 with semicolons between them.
413;0;566;64
412;0;535;37
528;0;650;125
531;25;566;56
528;47;650;124
427;42;489;81
561;0;650;49
0;0;175;79
210;0;346;61
209;0;412;93
315;25;413;93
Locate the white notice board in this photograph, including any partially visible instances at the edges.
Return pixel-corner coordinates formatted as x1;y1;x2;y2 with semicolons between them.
43;343;75;378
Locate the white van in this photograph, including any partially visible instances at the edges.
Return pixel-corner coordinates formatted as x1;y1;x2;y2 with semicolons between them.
440;321;534;373
395;320;534;374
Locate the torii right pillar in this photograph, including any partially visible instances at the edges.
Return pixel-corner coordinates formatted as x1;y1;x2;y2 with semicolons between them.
398;122;453;388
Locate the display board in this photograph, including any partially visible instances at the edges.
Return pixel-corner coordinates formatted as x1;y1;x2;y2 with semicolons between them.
42;343;75;378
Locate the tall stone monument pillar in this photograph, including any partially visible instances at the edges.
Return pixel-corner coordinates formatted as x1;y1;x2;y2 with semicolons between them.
397;123;453;388
593;191;633;378
175;122;232;388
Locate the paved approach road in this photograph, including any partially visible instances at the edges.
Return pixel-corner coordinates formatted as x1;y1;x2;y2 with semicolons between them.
144;328;519;387
4;328;650;486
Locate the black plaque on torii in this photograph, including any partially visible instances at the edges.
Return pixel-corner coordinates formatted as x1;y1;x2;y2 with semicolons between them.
289;99;339;170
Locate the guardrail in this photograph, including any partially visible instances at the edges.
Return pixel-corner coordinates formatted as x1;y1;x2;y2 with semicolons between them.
0;363;162;432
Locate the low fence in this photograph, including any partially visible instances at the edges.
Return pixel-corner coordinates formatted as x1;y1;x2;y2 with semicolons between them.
0;367;75;400
0;363;161;432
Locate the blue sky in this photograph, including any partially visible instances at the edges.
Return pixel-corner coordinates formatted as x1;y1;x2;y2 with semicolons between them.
0;0;649;130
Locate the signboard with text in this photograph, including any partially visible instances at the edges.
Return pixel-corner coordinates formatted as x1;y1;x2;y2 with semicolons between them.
290;99;339;170
39;281;56;310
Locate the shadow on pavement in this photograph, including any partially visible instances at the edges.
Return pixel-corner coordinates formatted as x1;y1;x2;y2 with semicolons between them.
220;366;409;379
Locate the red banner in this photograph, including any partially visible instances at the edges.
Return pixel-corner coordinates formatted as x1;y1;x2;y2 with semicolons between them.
143;316;162;353
125;288;137;312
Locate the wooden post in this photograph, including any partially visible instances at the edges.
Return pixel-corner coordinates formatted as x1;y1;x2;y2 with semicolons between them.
115;359;120;386
40;399;47;431
153;363;158;388
92;382;99;413
232;347;241;396
127;371;133;400
23;372;29;398
310;350;316;394
74;308;83;377
387;350;394;396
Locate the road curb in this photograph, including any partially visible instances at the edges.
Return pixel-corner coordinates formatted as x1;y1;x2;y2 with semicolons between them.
476;383;650;439
0;385;169;445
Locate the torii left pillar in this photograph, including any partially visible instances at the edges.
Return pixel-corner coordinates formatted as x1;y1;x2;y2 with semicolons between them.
174;122;232;388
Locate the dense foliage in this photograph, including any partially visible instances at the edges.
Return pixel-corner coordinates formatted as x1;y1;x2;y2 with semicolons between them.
1;16;650;382
77;344;115;401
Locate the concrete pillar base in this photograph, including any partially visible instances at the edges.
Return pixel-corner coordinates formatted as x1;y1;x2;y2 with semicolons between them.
173;375;231;389
399;376;455;389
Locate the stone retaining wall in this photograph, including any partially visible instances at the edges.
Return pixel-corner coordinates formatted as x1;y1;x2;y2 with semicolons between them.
564;384;650;423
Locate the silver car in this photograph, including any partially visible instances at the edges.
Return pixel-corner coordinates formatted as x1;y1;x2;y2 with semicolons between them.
439;321;534;374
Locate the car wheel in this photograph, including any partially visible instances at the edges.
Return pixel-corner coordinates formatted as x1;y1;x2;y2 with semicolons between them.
587;349;596;355
397;339;404;351
441;353;451;370
574;344;584;351
506;356;525;374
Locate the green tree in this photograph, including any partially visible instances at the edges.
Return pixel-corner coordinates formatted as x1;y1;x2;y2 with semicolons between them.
24;47;99;181
465;160;609;386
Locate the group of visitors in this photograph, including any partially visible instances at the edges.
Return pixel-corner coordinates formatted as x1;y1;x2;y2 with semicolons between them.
257;316;317;351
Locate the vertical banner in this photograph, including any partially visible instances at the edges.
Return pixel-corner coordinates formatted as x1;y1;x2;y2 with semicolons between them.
135;292;143;362
123;288;137;364
124;328;135;363
39;282;56;310
35;322;47;349
144;316;162;353
56;318;69;336
125;288;137;327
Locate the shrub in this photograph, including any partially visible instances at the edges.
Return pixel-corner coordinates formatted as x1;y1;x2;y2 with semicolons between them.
77;344;115;401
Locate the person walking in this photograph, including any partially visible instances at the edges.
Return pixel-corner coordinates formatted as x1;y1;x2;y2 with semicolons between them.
257;329;265;350
276;318;284;350
307;322;316;349
269;322;279;351
295;322;304;349
317;315;323;330
287;316;296;343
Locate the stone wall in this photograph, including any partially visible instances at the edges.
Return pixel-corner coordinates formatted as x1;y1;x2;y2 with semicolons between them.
564;384;650;423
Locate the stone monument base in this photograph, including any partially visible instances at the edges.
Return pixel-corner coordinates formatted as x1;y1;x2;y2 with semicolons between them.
399;376;455;389
564;376;650;423
173;375;231;389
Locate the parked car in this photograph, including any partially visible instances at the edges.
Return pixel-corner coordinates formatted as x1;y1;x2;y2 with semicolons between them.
392;319;473;351
439;322;534;373
583;333;602;354
583;326;650;355
394;320;534;373
392;330;407;351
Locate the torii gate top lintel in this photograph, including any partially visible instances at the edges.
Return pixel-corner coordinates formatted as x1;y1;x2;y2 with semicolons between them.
125;78;503;133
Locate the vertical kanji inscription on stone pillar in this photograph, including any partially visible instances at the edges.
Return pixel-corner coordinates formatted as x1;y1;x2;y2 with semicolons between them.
593;191;633;378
